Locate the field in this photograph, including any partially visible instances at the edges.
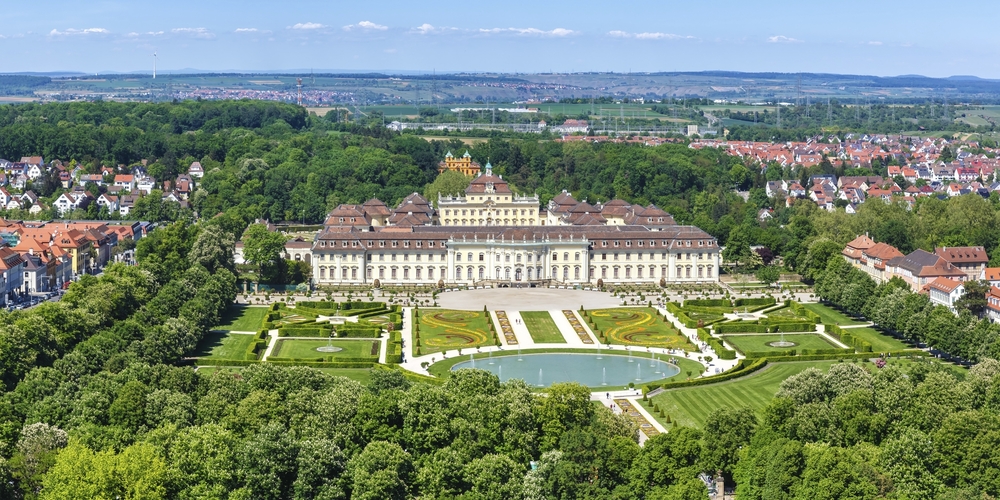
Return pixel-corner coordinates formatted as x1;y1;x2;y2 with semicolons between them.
588;308;694;350
649;360;840;428
721;333;840;354
417;309;494;354
271;339;378;359
193;331;257;360
801;303;867;326
839;327;912;352
213;306;269;331
521;311;566;344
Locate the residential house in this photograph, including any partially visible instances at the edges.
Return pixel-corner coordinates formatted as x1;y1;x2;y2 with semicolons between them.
54;192;92;216
136;176;156;194
114;174;135;192
175;174;193;199
96;194;119;213
79;174;105;186
0;246;26;303
19;191;37;207
886;249;968;292
843;234;876;268
860;243;904;283
188;161;205;178
988;286;1000;324
925;277;965;313
983;267;1000;287
119;195;138;217
935;246;989;281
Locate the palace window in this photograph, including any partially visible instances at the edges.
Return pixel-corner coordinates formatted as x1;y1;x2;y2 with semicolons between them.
367;267;372;279
574;252;580;261
456;253;462;261
428;267;434;279
342;268;348;279
552;253;558;261
468;268;473;280
403;241;409;248
637;267;643;278
563;267;569;280
613;267;619;279
379;268;385;279
625;267;631;278
456;267;462;280
479;253;485;261
574;266;580;279
391;241;397;248
404;268;409;279
467;252;473;261
351;268;357;279
601;267;607;279
391;268;397;279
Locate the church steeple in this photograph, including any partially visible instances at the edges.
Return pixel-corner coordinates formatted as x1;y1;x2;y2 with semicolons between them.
484;161;493;176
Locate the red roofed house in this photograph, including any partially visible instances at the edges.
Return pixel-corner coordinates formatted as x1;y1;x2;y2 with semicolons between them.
935;246;989;281
924;277;965;313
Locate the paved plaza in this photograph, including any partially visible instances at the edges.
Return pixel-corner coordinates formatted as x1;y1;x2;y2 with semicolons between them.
437;287;621;311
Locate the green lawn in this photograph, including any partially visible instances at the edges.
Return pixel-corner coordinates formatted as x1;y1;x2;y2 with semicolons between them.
840;327;912;352
648;360;840;428
271;339;378;359
193;331;257;360
521;311;567;344
801;303;867;326
721;334;841;355
416;309;494;355
588;308;694;350
214;306;270;331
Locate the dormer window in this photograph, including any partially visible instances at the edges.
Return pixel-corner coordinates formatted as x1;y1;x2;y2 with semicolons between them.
391;241;398;248
379;241;385;247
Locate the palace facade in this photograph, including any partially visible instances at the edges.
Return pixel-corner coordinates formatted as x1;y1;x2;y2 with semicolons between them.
310;224;720;287
438;163;541;226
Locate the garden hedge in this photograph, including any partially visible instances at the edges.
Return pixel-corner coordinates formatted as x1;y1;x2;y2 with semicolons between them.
684;298;732;308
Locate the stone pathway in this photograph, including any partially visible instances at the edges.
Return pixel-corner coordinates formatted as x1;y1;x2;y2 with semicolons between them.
550;309;590;345
260;329;280;361
503;310;535;347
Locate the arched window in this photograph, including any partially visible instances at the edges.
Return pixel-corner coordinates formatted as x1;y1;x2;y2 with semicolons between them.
456;266;462;280
505;268;511;280
467;267;473;280
428;267;434;279
563;252;569;261
319;267;326;279
574;252;580;261
456;253;462;262
552;252;558;261
574;266;580;279
563;266;569;280
552;266;558;278
516;254;522;263
479;267;485;279
467;252;473;262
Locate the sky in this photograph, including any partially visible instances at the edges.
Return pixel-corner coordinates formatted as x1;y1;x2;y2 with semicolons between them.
2;0;998;78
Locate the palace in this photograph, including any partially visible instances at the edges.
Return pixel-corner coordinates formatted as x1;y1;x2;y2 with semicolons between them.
307;152;721;287
437;150;481;176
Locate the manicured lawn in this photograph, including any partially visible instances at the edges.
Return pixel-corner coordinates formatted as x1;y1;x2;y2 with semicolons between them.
416;309;494;355
521;311;567;344
648;360;840;428
193;331;257;360
588;308;695;350
721;333;841;355
840;327;912;352
271;339;378;359
801;302;867;326
213;306;270;331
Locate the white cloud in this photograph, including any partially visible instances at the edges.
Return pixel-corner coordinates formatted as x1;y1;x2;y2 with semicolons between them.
49;28;109;36
343;20;388;31
235;28;258;33
479;27;576;36
608;30;692;40
767;35;802;43
126;31;164;37
410;24;463;35
172;27;214;39
290;22;326;30
868;41;883;46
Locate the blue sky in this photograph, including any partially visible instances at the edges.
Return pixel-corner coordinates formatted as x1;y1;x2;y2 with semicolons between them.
2;0;998;77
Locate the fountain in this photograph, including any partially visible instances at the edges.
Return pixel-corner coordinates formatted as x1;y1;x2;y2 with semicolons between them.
597;344;602;359
316;329;343;353
628;348;633;362
470;353;475;369
538;369;544;387
489;350;494;365
518;347;522;361
768;330;796;348
636;364;641;381
654;355;661;374
602;367;607;386
450;353;681;387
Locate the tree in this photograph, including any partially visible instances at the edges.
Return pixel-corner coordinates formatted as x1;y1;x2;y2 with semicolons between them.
701;407;758;477
189;225;236;274
40;442;169;500
535;383;595;451
423;170;472;206
956;279;990;317
241;223;287;278
347;441;413;500
723;223;754;270
754;265;781;287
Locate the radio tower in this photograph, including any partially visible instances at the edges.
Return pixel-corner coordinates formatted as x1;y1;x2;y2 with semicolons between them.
297;78;303;106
